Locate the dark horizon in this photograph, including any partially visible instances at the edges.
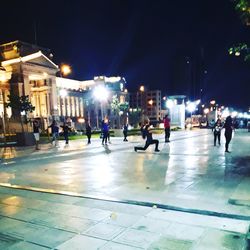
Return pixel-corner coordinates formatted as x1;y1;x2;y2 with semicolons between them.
1;0;250;109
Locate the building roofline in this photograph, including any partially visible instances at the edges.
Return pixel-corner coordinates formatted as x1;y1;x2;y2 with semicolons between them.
1;51;58;68
0;40;51;53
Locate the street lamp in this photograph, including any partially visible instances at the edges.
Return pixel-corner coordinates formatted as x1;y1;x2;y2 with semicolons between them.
93;86;109;127
60;64;71;77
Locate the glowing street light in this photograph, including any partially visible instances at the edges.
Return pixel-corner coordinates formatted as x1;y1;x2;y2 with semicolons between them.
93;85;109;101
166;99;174;109
148;99;153;106
139;85;145;92
93;85;109;125
186;102;196;113
60;64;71;76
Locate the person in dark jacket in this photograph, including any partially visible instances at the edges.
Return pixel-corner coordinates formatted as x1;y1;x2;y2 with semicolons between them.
49;120;59;146
134;120;160;152
123;124;128;141
102;119;109;145
224;115;233;153
60;122;71;145
85;122;92;144
213;119;223;146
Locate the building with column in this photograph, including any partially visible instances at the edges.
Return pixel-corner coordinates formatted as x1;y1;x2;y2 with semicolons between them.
0;40;129;132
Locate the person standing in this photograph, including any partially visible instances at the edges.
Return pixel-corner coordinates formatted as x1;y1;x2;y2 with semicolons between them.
123;124;128;141
163;114;171;142
134;120;160;152
85;122;92;144
102;119;109;145
33;119;40;150
213;119;222;146
60;122;71;145
224;115;233;153
49;120;59;146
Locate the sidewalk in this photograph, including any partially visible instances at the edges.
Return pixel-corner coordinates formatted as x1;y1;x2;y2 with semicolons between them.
0;186;248;249
0;129;249;249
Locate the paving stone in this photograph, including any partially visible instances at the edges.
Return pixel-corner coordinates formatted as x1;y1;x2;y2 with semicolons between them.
132;217;171;234
56;234;107;250
148;236;193;250
25;228;75;248
40;214;97;233
147;209;249;234
113;228;160;248
6;241;50;250
192;229;247;250
0;233;21;249
84;222;126;240
103;212;142;227
100;241;142;249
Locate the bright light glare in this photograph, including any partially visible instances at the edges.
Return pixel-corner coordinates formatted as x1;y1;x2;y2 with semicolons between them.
93;86;108;101
195;99;201;105
166;99;174;109
59;89;68;97
204;108;209;114
186;102;196;112
78;118;85;123
222;109;230;118
231;111;238;118
61;64;71;76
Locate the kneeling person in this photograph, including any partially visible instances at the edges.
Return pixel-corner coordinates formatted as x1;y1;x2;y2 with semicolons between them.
134;121;160;152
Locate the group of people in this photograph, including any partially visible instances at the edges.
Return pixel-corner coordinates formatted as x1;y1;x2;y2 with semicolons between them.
32;113;234;153
32;119;73;150
213;115;234;153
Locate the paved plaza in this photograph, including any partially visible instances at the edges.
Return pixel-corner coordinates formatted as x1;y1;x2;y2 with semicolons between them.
0;129;249;249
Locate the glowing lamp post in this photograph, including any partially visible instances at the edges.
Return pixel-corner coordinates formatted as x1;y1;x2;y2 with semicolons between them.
93;86;109;128
60;64;71;77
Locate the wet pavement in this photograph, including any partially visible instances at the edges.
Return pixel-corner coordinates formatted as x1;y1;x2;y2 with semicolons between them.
0;129;250;249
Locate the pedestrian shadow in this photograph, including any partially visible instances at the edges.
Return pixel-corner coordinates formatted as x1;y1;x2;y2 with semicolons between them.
104;145;111;154
224;156;250;177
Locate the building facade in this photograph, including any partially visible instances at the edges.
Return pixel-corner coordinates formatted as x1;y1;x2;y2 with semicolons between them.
129;86;163;125
0;40;128;132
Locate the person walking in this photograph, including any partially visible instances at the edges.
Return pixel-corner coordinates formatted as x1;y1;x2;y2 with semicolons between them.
33;119;40;150
85;122;92;144
49;120;59;146
60;122;71;145
134;120;160;152
213;119;222;146
123;124;128;141
224;115;233;153
163;114;171;142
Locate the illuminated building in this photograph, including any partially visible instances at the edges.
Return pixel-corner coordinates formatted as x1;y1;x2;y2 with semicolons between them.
0;41;128;131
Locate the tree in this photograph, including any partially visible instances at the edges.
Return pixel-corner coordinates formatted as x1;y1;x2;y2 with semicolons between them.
229;1;250;60
6;93;35;132
111;95;129;128
233;0;250;24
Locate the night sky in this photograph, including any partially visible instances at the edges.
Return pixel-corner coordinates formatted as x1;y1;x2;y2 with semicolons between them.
1;0;250;109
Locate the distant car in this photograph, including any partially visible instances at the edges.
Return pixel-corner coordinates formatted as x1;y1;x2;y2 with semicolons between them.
247;121;250;132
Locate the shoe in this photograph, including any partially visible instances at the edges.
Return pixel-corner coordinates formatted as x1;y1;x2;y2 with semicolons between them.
225;150;231;153
214;144;216;146
155;149;160;152
134;147;137;152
